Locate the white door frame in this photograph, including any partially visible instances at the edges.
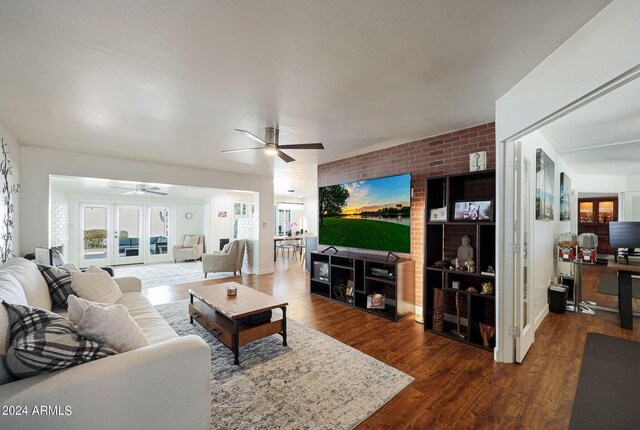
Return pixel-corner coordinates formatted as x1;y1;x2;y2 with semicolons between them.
514;141;535;362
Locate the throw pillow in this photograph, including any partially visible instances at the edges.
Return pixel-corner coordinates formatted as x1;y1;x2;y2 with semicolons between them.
183;235;199;247
85;265;107;274
2;302;116;378
67;294;106;324
37;265;75;308
222;243;231;253
75;302;149;352
70;271;123;304
51;249;66;267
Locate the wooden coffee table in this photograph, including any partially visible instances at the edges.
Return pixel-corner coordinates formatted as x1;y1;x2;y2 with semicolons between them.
188;282;288;365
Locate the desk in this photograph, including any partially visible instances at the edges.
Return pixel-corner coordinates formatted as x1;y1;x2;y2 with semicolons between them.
607;259;639;329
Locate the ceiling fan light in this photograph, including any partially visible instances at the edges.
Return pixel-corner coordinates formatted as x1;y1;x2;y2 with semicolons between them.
264;147;278;156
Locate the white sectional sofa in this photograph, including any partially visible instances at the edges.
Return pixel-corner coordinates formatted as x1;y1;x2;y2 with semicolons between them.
0;258;211;430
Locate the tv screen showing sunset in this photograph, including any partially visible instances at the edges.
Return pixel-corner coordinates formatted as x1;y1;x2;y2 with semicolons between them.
318;173;411;253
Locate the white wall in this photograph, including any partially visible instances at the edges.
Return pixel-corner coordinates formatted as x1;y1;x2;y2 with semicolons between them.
303;196;318;236
495;0;640;362
174;203;209;251
209;192;255;250
50;189;70;257
20;146;275;274
0;121;20;259
519;131;576;329
496;0;640;143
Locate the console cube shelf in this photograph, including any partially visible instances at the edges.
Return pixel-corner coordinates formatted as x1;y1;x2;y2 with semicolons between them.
424;170;496;350
309;251;415;321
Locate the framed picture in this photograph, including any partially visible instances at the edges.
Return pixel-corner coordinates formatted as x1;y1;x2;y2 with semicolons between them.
536;148;555;220
451;281;460;290
429;206;447;222
560;173;571;221
453;200;493;221
313;261;329;281
367;293;385;309
218;211;227;218
469;151;487;172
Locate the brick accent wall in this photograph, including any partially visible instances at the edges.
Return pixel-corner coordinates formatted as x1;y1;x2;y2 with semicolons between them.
317;122;496;308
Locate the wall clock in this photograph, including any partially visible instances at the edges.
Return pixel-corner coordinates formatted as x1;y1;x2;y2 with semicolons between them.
185;212;193;219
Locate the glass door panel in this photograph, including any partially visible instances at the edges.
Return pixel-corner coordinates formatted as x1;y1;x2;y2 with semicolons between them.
598;201;614;223
149;207;170;259
114;205;143;265
579;202;594;223
80;204;111;267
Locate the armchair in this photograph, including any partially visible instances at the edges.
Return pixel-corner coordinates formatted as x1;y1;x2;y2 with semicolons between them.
202;239;246;277
172;234;204;262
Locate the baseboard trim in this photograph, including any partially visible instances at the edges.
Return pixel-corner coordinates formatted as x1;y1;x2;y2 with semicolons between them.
534;305;549;331
258;267;275;275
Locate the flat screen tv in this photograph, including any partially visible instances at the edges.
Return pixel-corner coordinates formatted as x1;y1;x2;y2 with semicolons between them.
609;222;640;249
318;173;411;253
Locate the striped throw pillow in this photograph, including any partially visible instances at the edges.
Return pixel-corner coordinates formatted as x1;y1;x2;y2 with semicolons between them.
37;265;76;308
2;302;117;378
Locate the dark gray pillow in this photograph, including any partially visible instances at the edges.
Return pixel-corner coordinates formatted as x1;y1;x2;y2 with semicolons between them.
37;265;75;308
2;302;117;378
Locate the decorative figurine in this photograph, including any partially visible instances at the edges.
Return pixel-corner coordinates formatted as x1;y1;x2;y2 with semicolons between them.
457;235;474;264
467;286;478;293
465;260;475;273
481;282;493;295
479;323;495;347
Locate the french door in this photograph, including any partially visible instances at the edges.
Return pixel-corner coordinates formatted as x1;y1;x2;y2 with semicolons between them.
79;204;144;267
514;141;534;362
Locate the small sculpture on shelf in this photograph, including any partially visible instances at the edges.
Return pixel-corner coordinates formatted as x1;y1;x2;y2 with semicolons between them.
479;323;495;347
481;282;493;295
433;259;450;269
467;286;478;293
454;235;475;272
465;260;475;273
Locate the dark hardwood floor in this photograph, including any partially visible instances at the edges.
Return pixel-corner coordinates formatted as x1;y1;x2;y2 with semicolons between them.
143;259;640;429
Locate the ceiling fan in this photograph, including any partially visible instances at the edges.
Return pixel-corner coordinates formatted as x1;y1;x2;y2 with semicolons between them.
223;126;324;163
110;184;168;196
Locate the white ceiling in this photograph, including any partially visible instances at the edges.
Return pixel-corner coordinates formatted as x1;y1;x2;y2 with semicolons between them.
540;75;640;176
0;1;611;197
50;175;251;201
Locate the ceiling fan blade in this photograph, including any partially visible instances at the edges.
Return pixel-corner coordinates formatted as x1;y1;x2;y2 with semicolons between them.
234;129;267;146
123;191;136;195
222;147;265;153
276;150;295;163
277;143;325;150
144;190;168;196
110;186;135;190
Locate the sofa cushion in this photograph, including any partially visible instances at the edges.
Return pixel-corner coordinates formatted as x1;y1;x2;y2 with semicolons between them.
67;296;149;353
0;272;28;385
0;258;52;310
2;302;117;378
37;265;75;308
116;293;178;344
71;271;123;304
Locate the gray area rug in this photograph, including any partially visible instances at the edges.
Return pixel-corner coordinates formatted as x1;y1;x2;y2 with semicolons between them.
114;261;232;289
155;300;414;430
597;274;640;299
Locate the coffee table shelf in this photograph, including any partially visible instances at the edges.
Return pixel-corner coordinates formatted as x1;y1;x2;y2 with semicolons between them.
188;282;288;365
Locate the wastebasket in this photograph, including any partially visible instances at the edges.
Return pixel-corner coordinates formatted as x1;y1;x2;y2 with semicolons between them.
549;284;568;314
